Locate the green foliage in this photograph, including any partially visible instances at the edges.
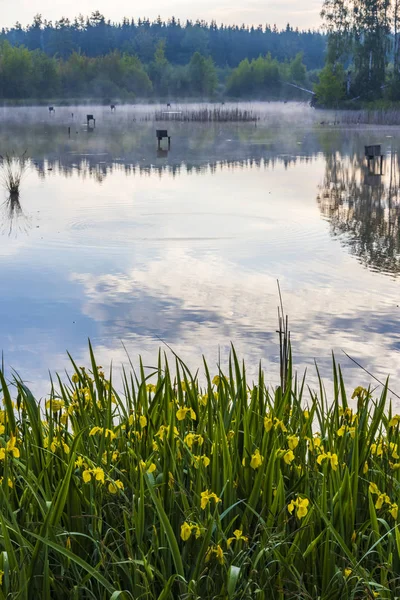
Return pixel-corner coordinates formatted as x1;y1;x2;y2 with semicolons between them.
31;50;60;97
0;346;398;598
227;54;280;97
58;50;152;99
290;52;307;84
321;0;393;101
188;52;218;96
0;41;34;98
314;63;346;107
0;41;221;100
148;43;218;98
226;52;310;98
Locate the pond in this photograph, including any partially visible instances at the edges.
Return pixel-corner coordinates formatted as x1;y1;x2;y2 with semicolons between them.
0;103;399;397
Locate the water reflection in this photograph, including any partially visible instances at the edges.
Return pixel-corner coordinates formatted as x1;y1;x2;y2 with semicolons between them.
1;108;400;398
0;193;30;237
1;120;399;283
30;154;315;183
318;152;400;276
0;110;324;185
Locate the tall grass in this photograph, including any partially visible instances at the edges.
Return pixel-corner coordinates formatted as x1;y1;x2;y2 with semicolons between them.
0;152;29;197
338;108;400;126
0;342;399;598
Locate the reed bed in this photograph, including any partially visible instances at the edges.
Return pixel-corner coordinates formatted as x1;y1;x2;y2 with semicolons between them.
153;107;259;122
338;108;400;126
0;344;399;599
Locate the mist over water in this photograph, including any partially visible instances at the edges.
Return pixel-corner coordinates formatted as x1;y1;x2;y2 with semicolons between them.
0;102;399;399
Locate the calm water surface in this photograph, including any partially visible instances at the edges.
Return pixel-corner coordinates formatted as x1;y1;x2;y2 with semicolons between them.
0;103;399;396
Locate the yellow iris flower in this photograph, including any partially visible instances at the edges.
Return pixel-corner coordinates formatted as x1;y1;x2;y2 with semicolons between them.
288;496;309;520
108;480;124;494
227;529;248;548
205;544;224;564
283;449;295;464
316;451;338;471
45;399;64;412
250;449;264;469
200;489;221;510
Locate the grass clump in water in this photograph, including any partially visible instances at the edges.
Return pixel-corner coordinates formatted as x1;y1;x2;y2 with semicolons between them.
0;152;28;197
0;343;398;598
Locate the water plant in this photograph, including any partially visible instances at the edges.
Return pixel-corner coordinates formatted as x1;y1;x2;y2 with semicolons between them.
0;342;399;598
154;107;259;122
0;152;29;198
331;107;400;126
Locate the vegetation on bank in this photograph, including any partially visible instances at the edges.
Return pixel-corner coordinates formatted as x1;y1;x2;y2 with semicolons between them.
9;7;400;108
317;0;400;107
0;340;399;598
0;38;314;101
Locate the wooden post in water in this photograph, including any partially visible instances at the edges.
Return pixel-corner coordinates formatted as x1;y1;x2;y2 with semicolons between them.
87;114;96;129
156;129;171;150
365;144;384;175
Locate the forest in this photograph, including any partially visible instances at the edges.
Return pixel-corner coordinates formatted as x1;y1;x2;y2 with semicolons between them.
0;13;323;101
4;6;400;105
0;13;326;69
317;0;400;105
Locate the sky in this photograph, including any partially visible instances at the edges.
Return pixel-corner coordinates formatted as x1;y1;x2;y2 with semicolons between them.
0;0;323;30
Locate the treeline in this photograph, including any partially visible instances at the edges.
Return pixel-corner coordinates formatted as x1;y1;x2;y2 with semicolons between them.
317;0;400;106
0;40;313;100
0;12;326;70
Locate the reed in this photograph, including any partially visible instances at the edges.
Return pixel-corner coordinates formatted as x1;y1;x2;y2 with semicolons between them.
0;152;29;197
154;107;259;122
0;341;398;599
338;108;400;125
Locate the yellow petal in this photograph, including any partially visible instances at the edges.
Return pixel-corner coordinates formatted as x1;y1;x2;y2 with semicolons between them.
283;450;295;464
180;522;192;541
176;408;187;421
82;470;92;483
344;568;352;578
369;482;380;495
